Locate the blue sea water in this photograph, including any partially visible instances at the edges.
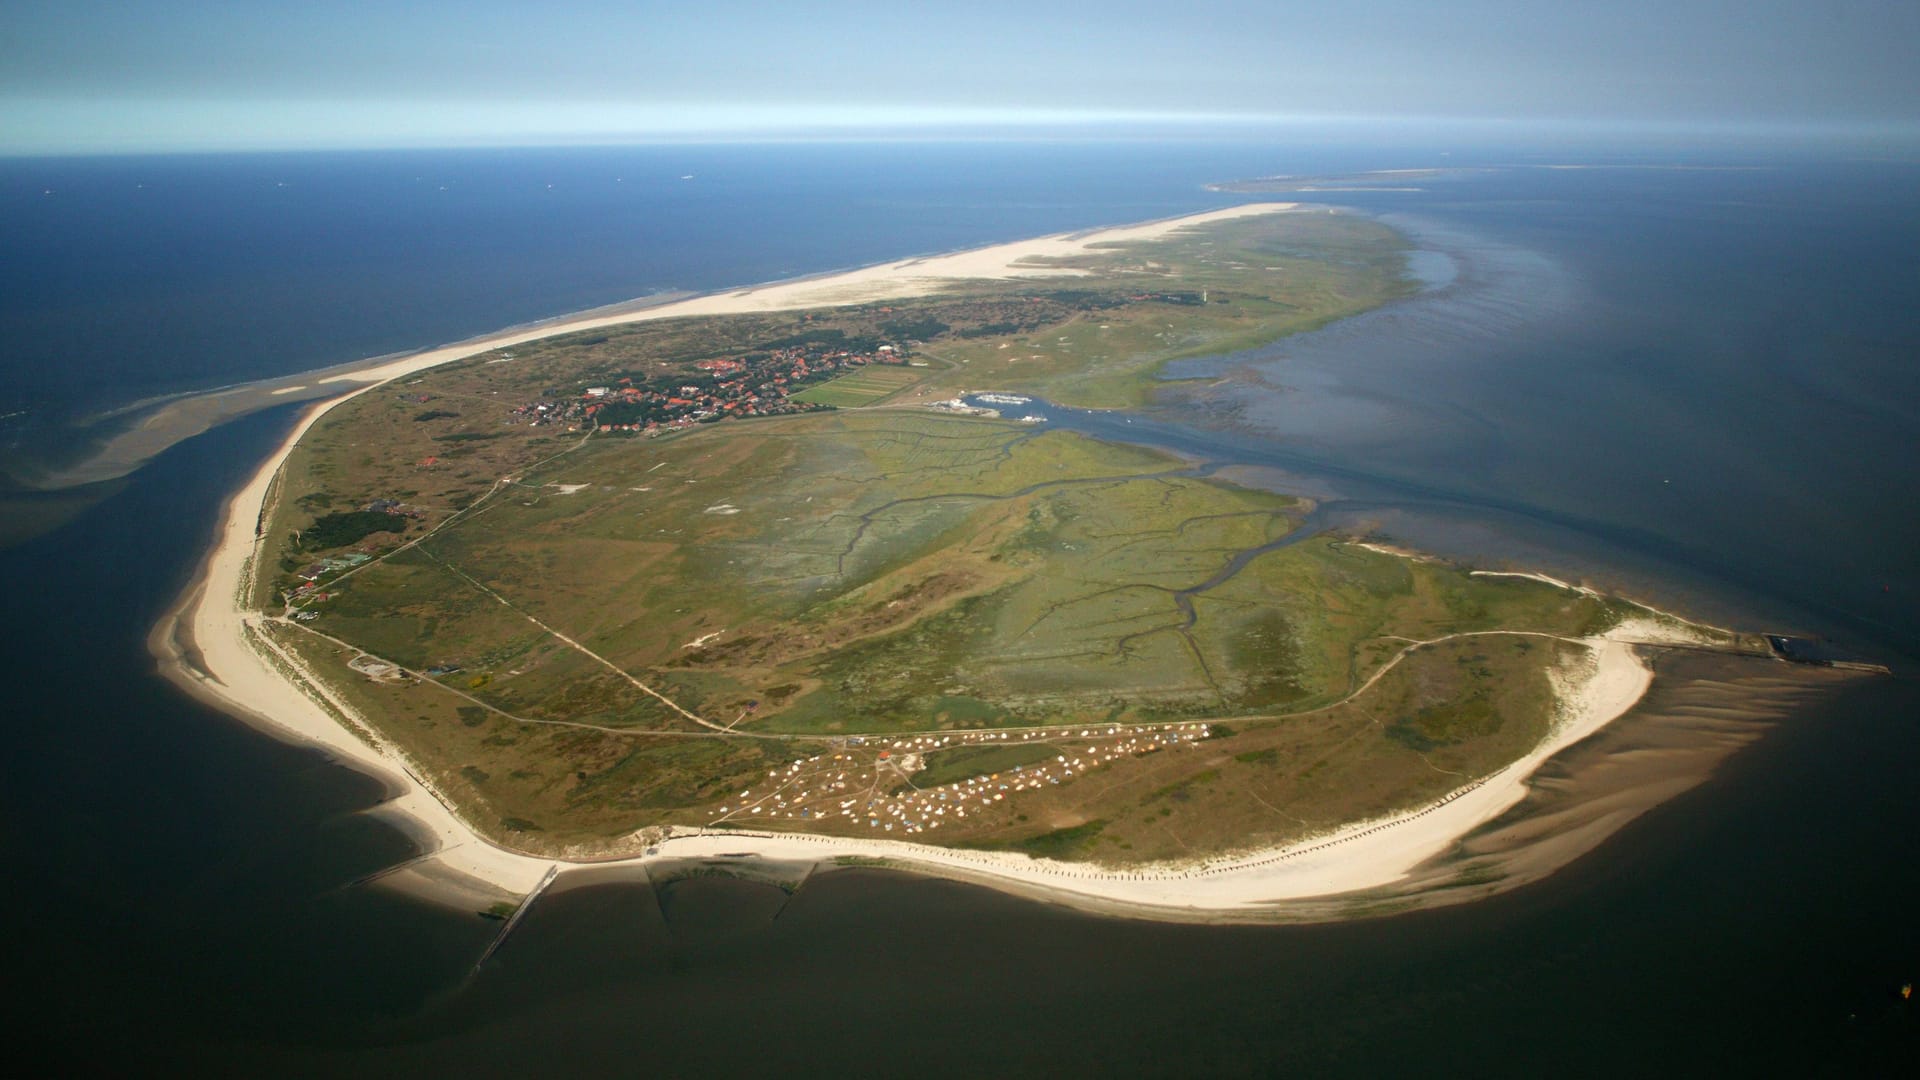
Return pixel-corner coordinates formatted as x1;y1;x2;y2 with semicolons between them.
1;139;1917;1071
0;141;1347;426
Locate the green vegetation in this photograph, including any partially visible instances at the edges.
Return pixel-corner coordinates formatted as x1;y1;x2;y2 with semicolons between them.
962;819;1108;859
906;742;1060;788
790;365;922;407
880;315;950;340
298;510;405;551
268;400;1631;856
247;209;1720;861
918;211;1414;408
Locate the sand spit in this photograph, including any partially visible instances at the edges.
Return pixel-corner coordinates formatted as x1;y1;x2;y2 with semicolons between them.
156;399;553;897
45;205;1294;492
313;201;1298;389
154;201;1797;922
1359;651;1860;917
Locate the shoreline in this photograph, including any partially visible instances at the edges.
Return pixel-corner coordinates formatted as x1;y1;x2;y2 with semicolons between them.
30;202;1300;492
15;290;696;491
156;201;1754;921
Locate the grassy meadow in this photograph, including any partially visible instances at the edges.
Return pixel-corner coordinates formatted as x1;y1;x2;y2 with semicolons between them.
239;208;1687;859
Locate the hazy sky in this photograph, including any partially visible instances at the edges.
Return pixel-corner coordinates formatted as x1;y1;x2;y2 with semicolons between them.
4;0;1918;153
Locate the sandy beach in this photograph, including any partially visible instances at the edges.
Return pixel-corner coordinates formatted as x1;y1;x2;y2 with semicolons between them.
157;201;1738;919
38;204;1296;491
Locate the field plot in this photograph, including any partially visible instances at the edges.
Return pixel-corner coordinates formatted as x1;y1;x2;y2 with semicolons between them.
790;365;924;407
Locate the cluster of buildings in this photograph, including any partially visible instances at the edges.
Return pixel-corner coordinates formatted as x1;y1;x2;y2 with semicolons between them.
288;495;423;605
361;497;424;519
509;341;909;434
1126;290;1208;305
713;722;1214;837
295;551;369;583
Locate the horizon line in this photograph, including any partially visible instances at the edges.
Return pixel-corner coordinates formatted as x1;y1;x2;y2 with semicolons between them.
6;103;1920;159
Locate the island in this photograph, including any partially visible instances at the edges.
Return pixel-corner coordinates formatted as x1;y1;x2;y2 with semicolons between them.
158;203;1815;923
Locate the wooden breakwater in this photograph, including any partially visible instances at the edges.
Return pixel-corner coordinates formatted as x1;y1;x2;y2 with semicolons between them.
472;864;560;975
